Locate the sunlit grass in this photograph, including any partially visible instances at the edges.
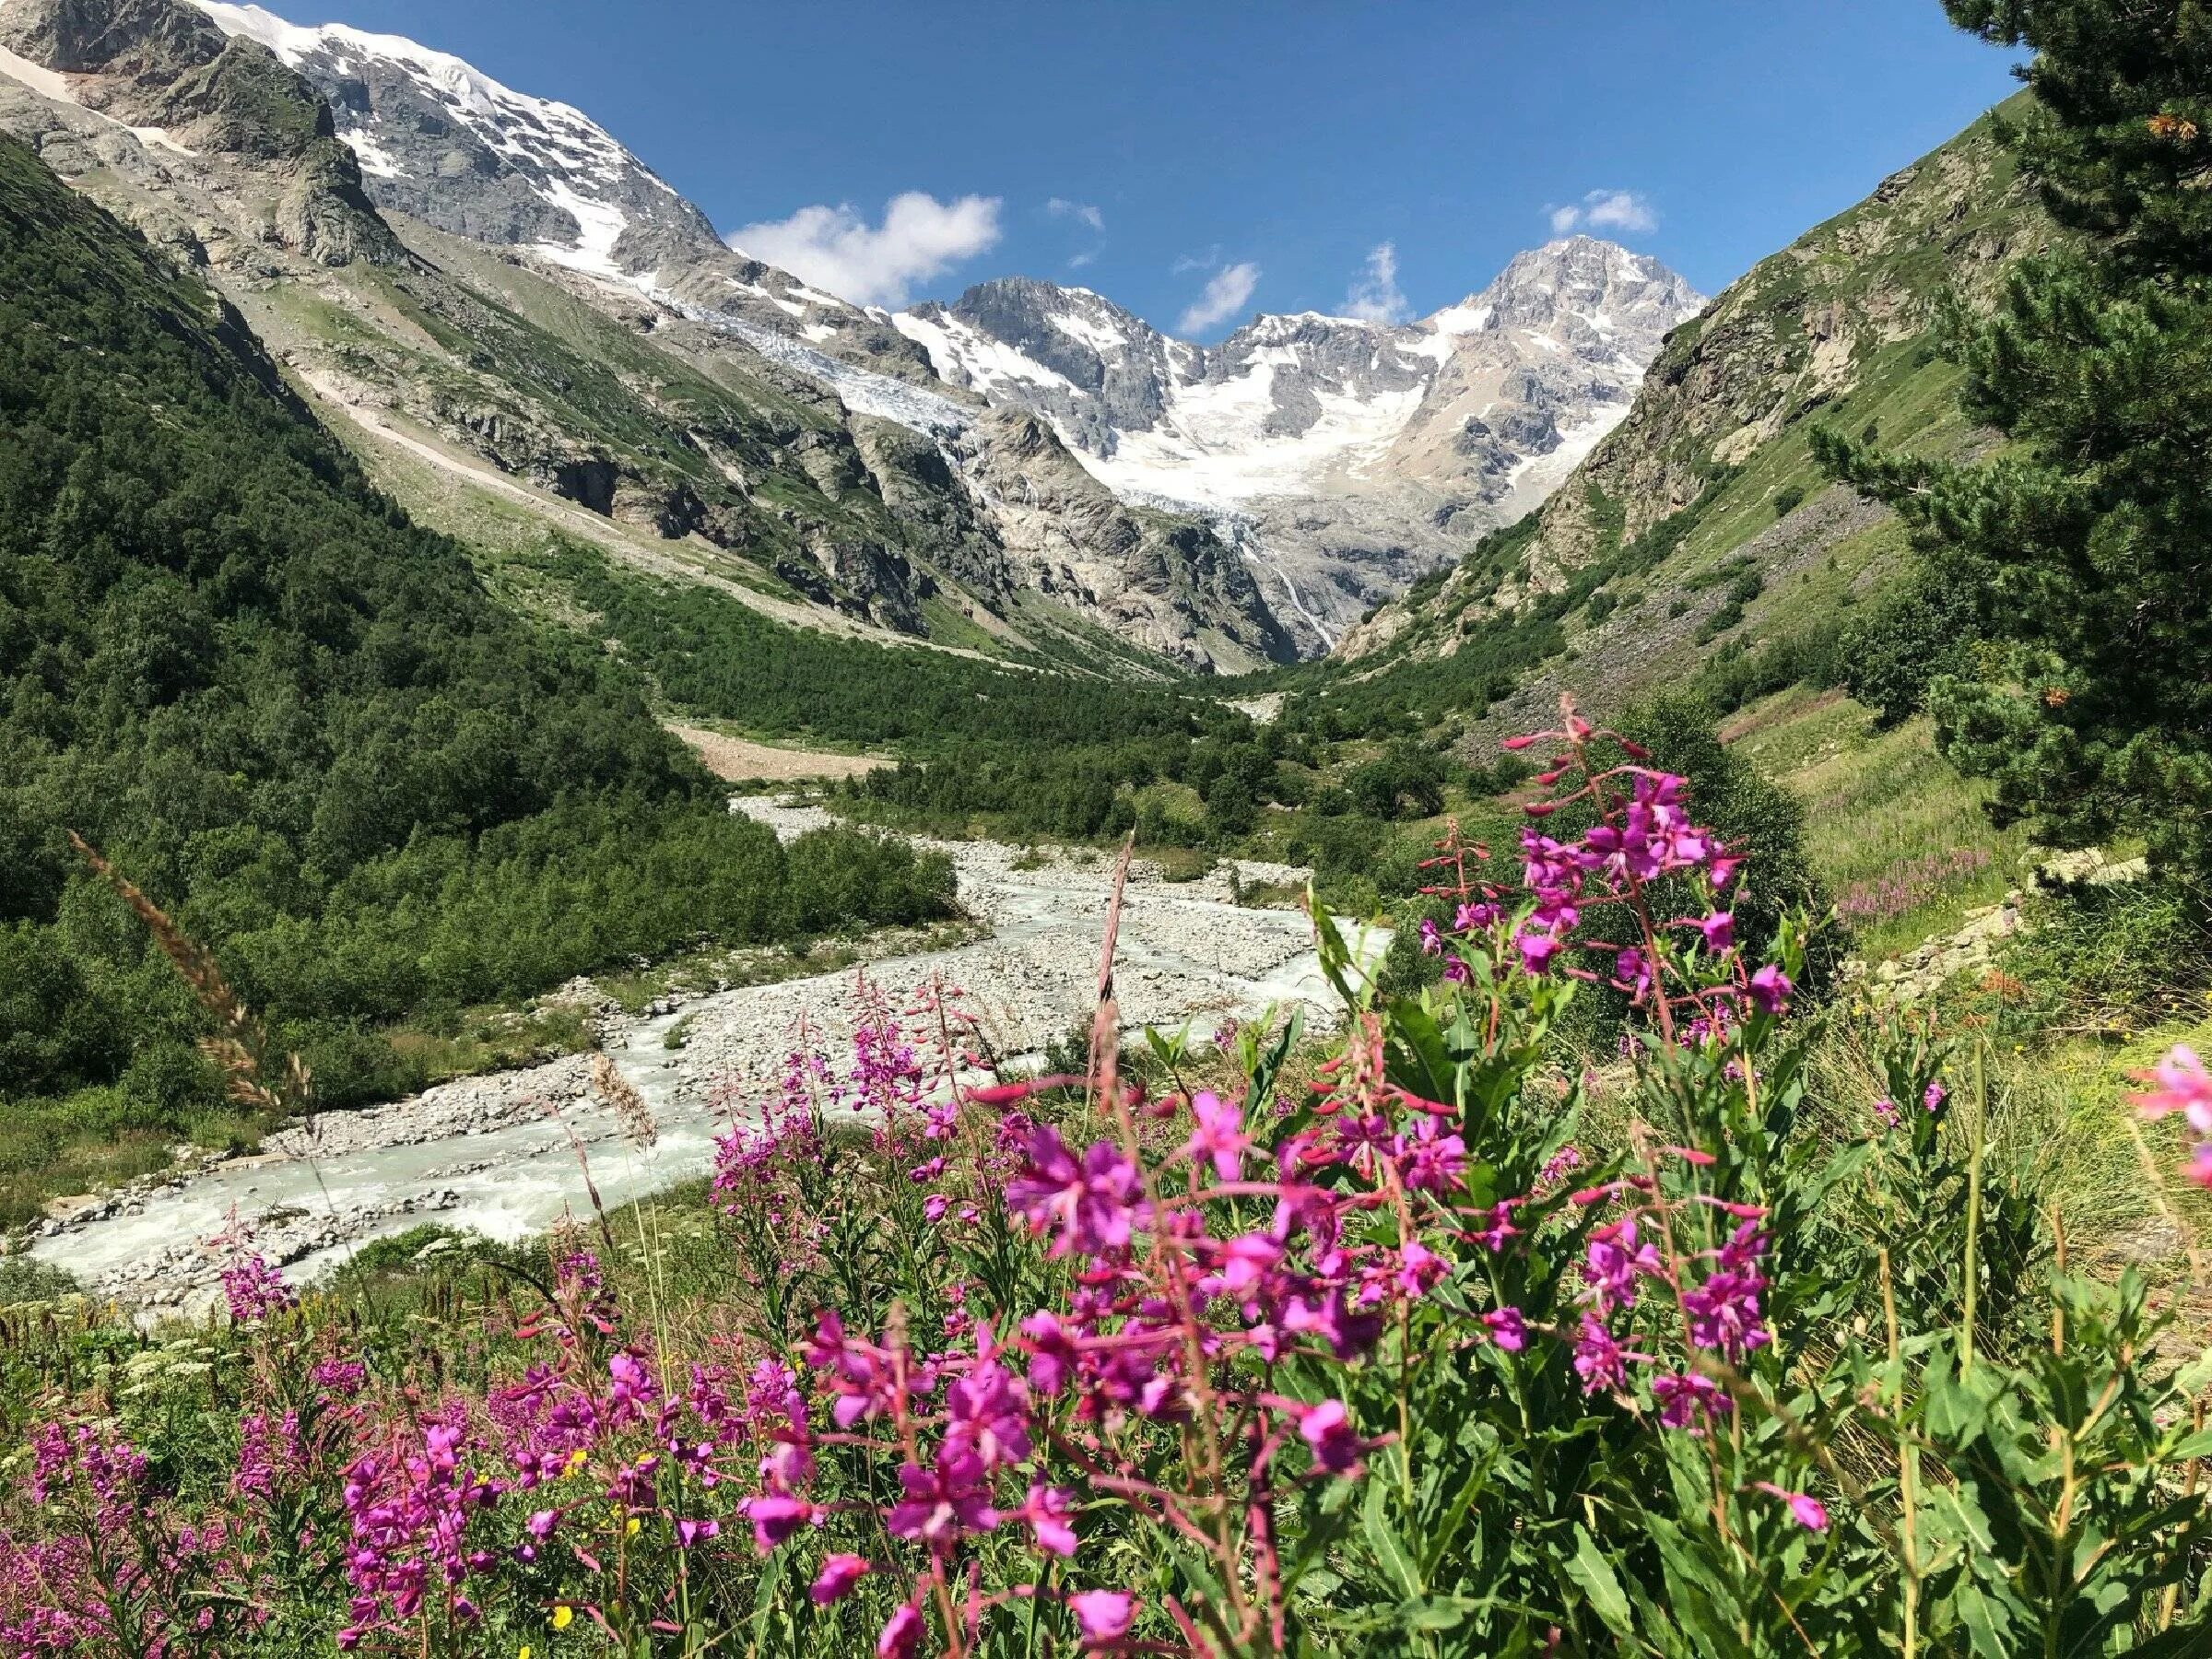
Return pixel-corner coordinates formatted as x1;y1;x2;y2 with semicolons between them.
1726;688;2027;960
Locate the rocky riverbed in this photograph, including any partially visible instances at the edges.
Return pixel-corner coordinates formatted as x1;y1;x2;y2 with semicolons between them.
30;804;1386;1318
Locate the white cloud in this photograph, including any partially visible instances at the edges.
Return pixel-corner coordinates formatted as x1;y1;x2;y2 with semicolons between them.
1172;244;1221;275
1047;196;1104;232
727;192;1002;308
1067;249;1099;269
1177;260;1261;335
1341;241;1410;324
1545;189;1658;237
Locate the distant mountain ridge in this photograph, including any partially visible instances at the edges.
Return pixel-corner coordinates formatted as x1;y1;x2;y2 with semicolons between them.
897;240;1704;648
1332;93;2054;755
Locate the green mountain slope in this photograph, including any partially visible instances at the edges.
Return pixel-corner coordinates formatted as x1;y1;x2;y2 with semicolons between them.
1325;92;2057;735
0;134;953;1200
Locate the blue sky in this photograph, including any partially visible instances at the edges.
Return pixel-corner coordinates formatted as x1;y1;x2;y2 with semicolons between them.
303;0;2022;336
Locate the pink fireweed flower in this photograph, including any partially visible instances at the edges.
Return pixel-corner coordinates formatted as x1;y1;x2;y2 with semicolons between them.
811;1555;872;1605
1070;1590;1136;1645
1572;1314;1637;1394
1418;917;1444;956
1874;1097;1900;1130
804;1311;900;1429
1516;931;1563;974
1018;1482;1080;1558
1747;964;1793;1015
1753;1483;1830;1534
877;1602;925;1659
1397;1117;1468;1193
1465;1201;1519;1253
1923;1081;1947;1114
1483;1306;1528;1351
1583;1218;1663;1314
941;1343;1031;1470
1613;945;1654;1001
1209;1230;1285;1299
1536;1144;1584;1190
1299;1399;1363;1475
887;1450;999;1547
1018;1311;1080;1396
1455;900;1499;931
1697;911;1735;953
1442;955;1473;984
1282;1287;1384;1359
219;1253;296;1324
1682;1268;1770;1359
743;1494;816;1553
1653;1371;1734;1433
1185;1090;1250;1180
2134;1044;2212;1133
1006;1125;1146;1258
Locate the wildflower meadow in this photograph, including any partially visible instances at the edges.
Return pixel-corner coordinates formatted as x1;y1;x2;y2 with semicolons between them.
3;711;2209;1655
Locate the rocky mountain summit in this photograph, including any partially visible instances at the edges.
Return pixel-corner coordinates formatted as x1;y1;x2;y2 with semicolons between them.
1331;96;2055;764
898;239;1704;649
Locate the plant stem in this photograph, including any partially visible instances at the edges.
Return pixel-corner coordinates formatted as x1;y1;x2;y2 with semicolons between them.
1883;1249;1919;1659
1961;1043;1984;1378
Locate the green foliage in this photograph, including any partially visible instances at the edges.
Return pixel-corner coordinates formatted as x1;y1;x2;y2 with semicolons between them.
1820;5;2212;876
1831;563;1985;724
1343;741;1447;821
1991;875;2212;1031
0;139;951;1150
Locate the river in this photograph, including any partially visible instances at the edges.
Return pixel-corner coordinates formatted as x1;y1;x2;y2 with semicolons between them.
31;802;1389;1317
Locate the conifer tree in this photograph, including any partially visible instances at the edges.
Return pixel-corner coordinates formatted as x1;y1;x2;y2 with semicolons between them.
1817;2;2212;877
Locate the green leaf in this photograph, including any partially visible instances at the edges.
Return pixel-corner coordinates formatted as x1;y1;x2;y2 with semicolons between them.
1950;1580;2012;1659
1362;1476;1424;1600
1564;1524;1636;1639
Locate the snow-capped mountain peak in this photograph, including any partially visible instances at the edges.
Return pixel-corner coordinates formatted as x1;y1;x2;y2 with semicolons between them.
192;0;723;280
889;241;1704;651
895;239;1702;515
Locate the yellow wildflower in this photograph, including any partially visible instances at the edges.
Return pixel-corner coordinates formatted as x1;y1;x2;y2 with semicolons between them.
551;1606;574;1630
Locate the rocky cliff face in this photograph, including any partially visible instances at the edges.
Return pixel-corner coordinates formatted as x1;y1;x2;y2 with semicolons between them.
0;0;396;264
897;240;1703;652
187;1;935;383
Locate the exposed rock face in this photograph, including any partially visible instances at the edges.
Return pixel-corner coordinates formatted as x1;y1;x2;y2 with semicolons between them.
951;408;1297;672
0;0;1676;672
0;0;397;262
896;241;1704;652
193;1;726;267
188;1;938;385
